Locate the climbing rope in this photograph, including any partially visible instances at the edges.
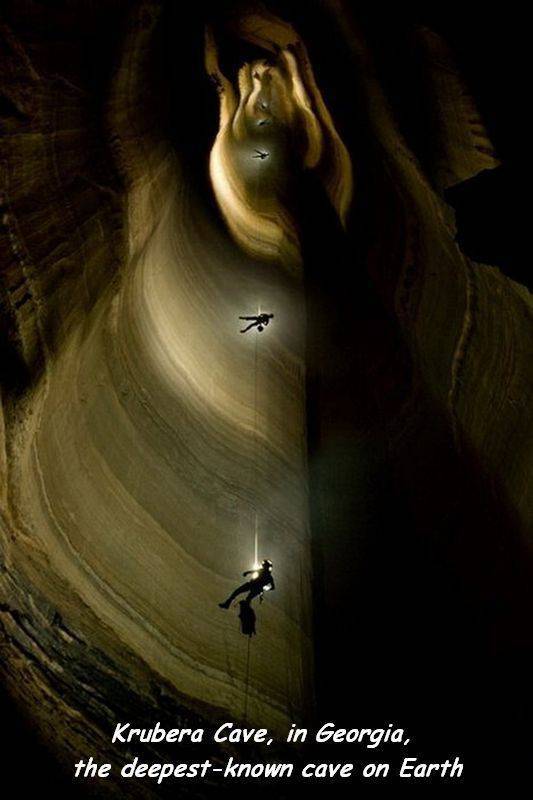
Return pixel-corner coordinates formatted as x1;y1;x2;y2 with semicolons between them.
243;635;252;722
241;131;269;713
253;322;260;566
243;301;260;717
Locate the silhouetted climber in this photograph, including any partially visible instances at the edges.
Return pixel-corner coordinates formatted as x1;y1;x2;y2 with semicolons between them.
252;149;270;160
219;559;275;608
238;600;256;637
239;313;274;333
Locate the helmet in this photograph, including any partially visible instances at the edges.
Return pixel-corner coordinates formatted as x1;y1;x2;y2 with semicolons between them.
262;559;273;568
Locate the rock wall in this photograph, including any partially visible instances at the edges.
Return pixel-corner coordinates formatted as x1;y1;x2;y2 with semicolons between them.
1;0;313;790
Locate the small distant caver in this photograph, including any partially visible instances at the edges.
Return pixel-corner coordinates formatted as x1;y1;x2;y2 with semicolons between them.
239;313;274;333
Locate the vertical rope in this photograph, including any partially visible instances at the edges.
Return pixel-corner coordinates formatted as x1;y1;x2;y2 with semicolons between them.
243;161;263;717
243;634;252;722
254;511;258;567
242;303;260;719
253;316;259;565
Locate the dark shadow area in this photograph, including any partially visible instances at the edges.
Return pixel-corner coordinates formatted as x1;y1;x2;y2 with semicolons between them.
365;2;523;287
446;166;524;285
0;682;78;796
285;0;523;289
302;229;531;785
294;4;531;788
238;600;257;637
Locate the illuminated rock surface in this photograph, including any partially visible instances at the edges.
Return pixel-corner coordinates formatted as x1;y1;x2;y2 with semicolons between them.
1;0;312;754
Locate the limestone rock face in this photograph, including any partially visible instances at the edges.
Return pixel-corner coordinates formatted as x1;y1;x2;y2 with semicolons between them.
206;13;352;270
0;0;531;794
1;0;312;789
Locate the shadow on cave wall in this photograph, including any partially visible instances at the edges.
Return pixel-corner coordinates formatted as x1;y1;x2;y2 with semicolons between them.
300;148;531;771
294;4;531;785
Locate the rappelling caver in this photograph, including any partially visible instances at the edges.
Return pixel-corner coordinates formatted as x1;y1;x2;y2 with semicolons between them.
239;313;273;333
219;559;275;609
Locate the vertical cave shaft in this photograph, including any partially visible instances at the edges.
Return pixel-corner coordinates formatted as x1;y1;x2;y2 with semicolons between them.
0;1;321;774
15;145;313;730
